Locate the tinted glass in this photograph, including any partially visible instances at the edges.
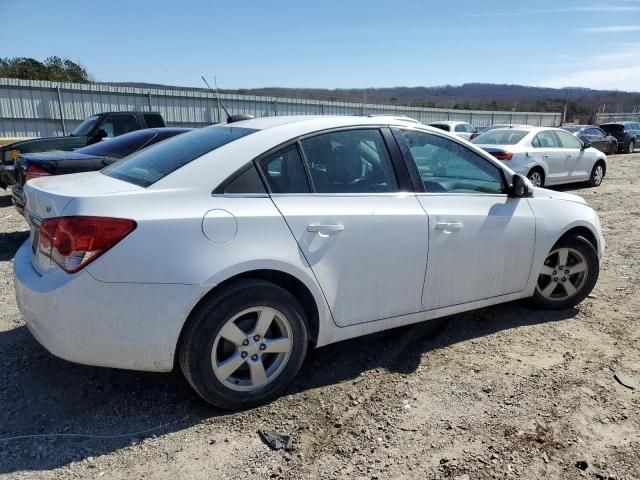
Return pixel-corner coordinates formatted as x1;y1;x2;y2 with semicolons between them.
104;126;257;187
601;124;624;134
70;115;100;136
585;128;601;136
301;129;398;193
144;114;165;128
430;124;450;132
222;165;266;194
259;144;310;193
77;130;156;158
401;130;504;194
100;115;139;138
455;124;466;132
471;129;528;145
556;130;582;148
534;131;560;148
561;126;582;133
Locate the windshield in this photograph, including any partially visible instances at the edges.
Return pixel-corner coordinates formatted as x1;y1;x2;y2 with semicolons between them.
77;130;157;158
70;115;100;136
471;129;528;145
103;126;258;187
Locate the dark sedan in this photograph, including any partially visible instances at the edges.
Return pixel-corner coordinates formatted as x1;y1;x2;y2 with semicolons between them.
561;125;617;155
12;127;191;215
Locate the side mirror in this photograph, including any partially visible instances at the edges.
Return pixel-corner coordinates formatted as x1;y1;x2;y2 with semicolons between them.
582;140;591;149
510;173;534;198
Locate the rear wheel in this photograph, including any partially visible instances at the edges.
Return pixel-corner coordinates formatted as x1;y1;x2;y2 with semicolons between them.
608;141;617;155
531;236;599;310
627;139;635;154
527;168;544;187
588;161;605;187
179;280;308;409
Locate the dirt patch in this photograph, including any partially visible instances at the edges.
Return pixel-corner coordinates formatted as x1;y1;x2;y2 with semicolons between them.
1;155;639;479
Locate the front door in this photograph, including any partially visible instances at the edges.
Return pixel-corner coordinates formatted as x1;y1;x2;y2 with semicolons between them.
395;129;536;310
532;130;568;184
556;129;589;180
259;129;429;327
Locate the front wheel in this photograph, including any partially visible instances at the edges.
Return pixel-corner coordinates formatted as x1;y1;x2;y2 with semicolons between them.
531;236;599;310
589;162;605;187
179;280;309;409
609;141;617;155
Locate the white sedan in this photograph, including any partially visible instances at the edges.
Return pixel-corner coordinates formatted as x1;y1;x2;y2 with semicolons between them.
428;121;477;140
15;116;604;409
472;126;607;188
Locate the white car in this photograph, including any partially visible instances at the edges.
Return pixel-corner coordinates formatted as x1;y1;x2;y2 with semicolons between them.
15;116;604;409
472;126;607;188
428;121;477;140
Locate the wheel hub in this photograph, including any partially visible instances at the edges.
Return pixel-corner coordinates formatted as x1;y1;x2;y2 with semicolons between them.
536;247;588;301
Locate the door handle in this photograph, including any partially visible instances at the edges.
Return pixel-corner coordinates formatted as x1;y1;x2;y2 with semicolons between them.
435;222;464;233
307;224;345;235
543;155;550;159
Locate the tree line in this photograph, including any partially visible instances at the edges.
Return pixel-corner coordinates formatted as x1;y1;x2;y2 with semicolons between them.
0;56;90;83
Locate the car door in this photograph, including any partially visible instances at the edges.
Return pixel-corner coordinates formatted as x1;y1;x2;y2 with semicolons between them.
555;129;589;180
260;128;429;327
581;127;605;152
531;130;567;184
394;128;535;310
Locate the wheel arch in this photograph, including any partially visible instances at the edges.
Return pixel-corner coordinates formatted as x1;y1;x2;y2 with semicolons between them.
527;164;546;182
554;225;599;253
174;268;323;369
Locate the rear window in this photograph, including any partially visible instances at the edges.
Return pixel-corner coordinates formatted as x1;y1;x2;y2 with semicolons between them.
601;124;624;134
471;129;528;145
430;124;451;132
77;130;156;158
144;114;165;128
103;126;257;187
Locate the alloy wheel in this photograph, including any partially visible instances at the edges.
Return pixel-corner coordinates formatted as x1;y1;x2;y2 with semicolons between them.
592;165;604;186
211;306;293;392
528;171;543;187
536;247;589;301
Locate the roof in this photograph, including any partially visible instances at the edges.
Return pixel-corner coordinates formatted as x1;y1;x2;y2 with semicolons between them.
226;115;424;131
428;120;469;126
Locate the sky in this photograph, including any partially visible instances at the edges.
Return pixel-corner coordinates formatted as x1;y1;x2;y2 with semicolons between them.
2;0;640;92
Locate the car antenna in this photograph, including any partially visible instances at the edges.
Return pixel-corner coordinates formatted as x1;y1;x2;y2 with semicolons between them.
202;75;230;119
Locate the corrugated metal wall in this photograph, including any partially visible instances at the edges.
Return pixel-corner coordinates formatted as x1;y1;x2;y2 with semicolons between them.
0;78;562;138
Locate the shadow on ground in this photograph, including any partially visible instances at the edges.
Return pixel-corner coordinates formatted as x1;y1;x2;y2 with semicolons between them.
0;300;578;474
0;231;29;261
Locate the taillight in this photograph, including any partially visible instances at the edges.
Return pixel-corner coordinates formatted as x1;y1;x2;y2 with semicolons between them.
25;165;51;182
38;216;136;273
490;150;513;161
470;133;479;140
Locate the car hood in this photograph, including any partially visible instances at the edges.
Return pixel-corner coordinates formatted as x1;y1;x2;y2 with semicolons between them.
531;187;588;205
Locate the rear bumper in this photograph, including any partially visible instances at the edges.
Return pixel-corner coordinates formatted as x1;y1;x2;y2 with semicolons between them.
14;241;210;372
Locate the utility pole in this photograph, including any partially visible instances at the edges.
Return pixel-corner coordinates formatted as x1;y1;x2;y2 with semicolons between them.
562;90;569;124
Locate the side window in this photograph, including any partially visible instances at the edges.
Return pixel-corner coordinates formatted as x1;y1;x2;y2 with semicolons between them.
101;115;139;138
584;128;599;136
300;129;398;193
144;114;165;128
532;136;542;148
556;130;583;149
534;131;560;148
258;144;310;193
454;124;467;132
222;165;267;194
400;130;504;194
595;128;607;136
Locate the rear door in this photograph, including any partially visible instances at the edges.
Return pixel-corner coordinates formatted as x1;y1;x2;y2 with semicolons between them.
395;128;535;310
555;129;589;180
531;130;567;184
261;128;429;327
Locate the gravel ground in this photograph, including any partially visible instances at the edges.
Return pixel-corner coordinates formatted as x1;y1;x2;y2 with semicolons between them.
0;155;639;479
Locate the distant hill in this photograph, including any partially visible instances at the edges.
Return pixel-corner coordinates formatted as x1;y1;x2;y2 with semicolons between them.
103;82;640;123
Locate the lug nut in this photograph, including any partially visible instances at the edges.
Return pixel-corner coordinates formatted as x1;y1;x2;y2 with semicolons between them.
559;266;564;270
561;277;567;282
565;269;570;274
242;339;249;346
553;270;557;275
253;335;260;341
241;351;248;358
251;354;258;361
553;277;558;282
259;344;266;351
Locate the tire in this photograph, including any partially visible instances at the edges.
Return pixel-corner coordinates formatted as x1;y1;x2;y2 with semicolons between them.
626;139;635;154
588;161;605;187
527;168;544;188
179;279;308;409
531;236;599;310
609;141;617;155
